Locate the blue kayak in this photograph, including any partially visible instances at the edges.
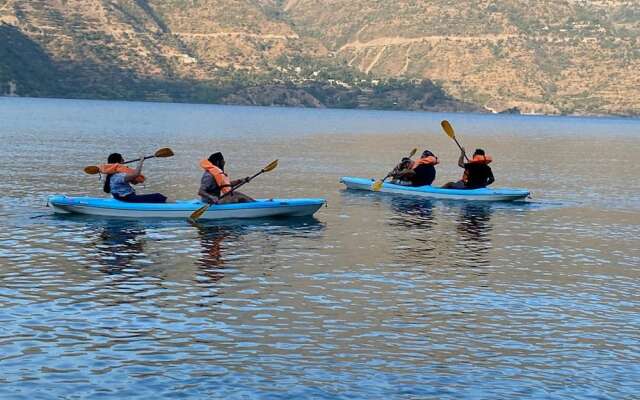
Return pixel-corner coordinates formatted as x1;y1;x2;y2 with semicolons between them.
340;177;530;201
48;195;325;219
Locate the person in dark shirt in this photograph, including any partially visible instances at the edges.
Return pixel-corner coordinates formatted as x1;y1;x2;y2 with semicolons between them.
443;148;495;189
198;152;254;204
390;150;439;186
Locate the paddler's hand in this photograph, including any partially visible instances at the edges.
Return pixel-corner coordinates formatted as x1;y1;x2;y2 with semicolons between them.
243;176;251;184
208;195;219;204
136;154;145;169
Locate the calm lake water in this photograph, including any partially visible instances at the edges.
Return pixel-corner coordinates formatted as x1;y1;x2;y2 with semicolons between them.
1;97;639;399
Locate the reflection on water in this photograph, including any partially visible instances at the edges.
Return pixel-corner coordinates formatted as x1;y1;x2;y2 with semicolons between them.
94;220;147;273
385;197;495;269
455;203;493;267
193;224;234;285
1;98;639;399
389;197;436;230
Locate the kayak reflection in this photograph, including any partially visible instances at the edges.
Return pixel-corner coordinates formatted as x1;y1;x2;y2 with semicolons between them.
386;197;438;264
454;203;493;267
193;224;240;285
191;218;325;286
92;220;147;274
384;198;494;268
388;197;436;231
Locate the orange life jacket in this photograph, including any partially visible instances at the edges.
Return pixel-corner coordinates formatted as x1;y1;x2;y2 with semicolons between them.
469;155;492;164
462;155;493;183
98;164;145;184
411;156;439;169
200;159;232;195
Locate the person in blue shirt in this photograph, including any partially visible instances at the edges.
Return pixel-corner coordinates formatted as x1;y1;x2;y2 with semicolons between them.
101;153;167;203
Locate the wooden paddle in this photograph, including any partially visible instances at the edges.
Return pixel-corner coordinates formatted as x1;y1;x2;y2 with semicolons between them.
83;148;175;175
189;159;279;222
440;120;469;161
371;148;418;191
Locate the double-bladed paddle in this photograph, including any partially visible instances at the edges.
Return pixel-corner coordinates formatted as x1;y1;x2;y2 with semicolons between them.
83;147;175;175
189;159;279;222
371;148;418;191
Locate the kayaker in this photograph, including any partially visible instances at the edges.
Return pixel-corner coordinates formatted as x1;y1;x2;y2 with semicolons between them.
198;152;254;204
390;150;439;186
388;157;414;185
443;148;495;189
100;153;167;203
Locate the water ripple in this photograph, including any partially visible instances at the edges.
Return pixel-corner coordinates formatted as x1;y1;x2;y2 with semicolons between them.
1;101;639;398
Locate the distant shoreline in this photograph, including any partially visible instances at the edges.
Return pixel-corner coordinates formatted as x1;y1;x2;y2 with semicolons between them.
3;94;640;120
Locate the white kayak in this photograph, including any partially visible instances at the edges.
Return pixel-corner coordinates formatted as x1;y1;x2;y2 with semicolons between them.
48;195;325;219
340;177;530;202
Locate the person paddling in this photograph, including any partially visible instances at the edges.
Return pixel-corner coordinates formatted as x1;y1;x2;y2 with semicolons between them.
198;152;254;204
390;150;439;186
100;153;167;203
443;148;495;189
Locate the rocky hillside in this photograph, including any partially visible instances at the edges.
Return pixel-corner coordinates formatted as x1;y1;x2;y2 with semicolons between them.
1;0;639;115
284;0;640;116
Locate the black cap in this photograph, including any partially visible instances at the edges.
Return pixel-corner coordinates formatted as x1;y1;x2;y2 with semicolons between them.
108;153;123;163
208;152;224;164
421;150;434;158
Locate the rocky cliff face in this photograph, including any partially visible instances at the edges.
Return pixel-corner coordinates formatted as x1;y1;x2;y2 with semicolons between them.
1;0;638;115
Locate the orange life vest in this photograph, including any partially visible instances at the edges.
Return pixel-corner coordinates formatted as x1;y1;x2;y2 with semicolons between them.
411;156;439;169
200;159;232;195
98;164;145;184
462;155;493;183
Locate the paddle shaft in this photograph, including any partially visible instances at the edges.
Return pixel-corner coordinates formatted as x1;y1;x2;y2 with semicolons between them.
218;169;265;200
122;155;157;164
189;167;269;221
450;136;470;162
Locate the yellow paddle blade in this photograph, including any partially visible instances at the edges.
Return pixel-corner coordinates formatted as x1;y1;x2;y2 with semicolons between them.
189;203;210;221
262;159;278;172
84;165;100;175
441;120;455;139
372;179;383;191
409;148;418;157
154;147;174;158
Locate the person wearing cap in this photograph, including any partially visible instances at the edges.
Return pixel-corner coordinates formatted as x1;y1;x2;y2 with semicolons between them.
390;150;439;186
198;152;254;204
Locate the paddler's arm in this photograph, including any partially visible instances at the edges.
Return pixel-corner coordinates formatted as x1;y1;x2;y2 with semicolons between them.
486;168;495;186
197;188;219;204
124;154;145;183
198;174;219;204
230;176;251;187
394;168;415;180
390;159;413;179
457;148;466;168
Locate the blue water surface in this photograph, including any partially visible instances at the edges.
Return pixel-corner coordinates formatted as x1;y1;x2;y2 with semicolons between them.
0;97;639;399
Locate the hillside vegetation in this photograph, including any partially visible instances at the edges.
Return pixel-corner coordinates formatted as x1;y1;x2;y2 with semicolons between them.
1;0;639;115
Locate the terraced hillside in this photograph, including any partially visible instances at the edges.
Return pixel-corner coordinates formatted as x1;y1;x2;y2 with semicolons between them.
284;0;640;115
1;0;639;115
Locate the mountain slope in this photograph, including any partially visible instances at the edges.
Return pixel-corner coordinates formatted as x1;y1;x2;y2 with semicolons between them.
283;0;640;115
1;0;639;115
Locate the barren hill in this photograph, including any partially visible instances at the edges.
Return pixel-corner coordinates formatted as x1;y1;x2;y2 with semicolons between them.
284;0;640;115
1;0;639;115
